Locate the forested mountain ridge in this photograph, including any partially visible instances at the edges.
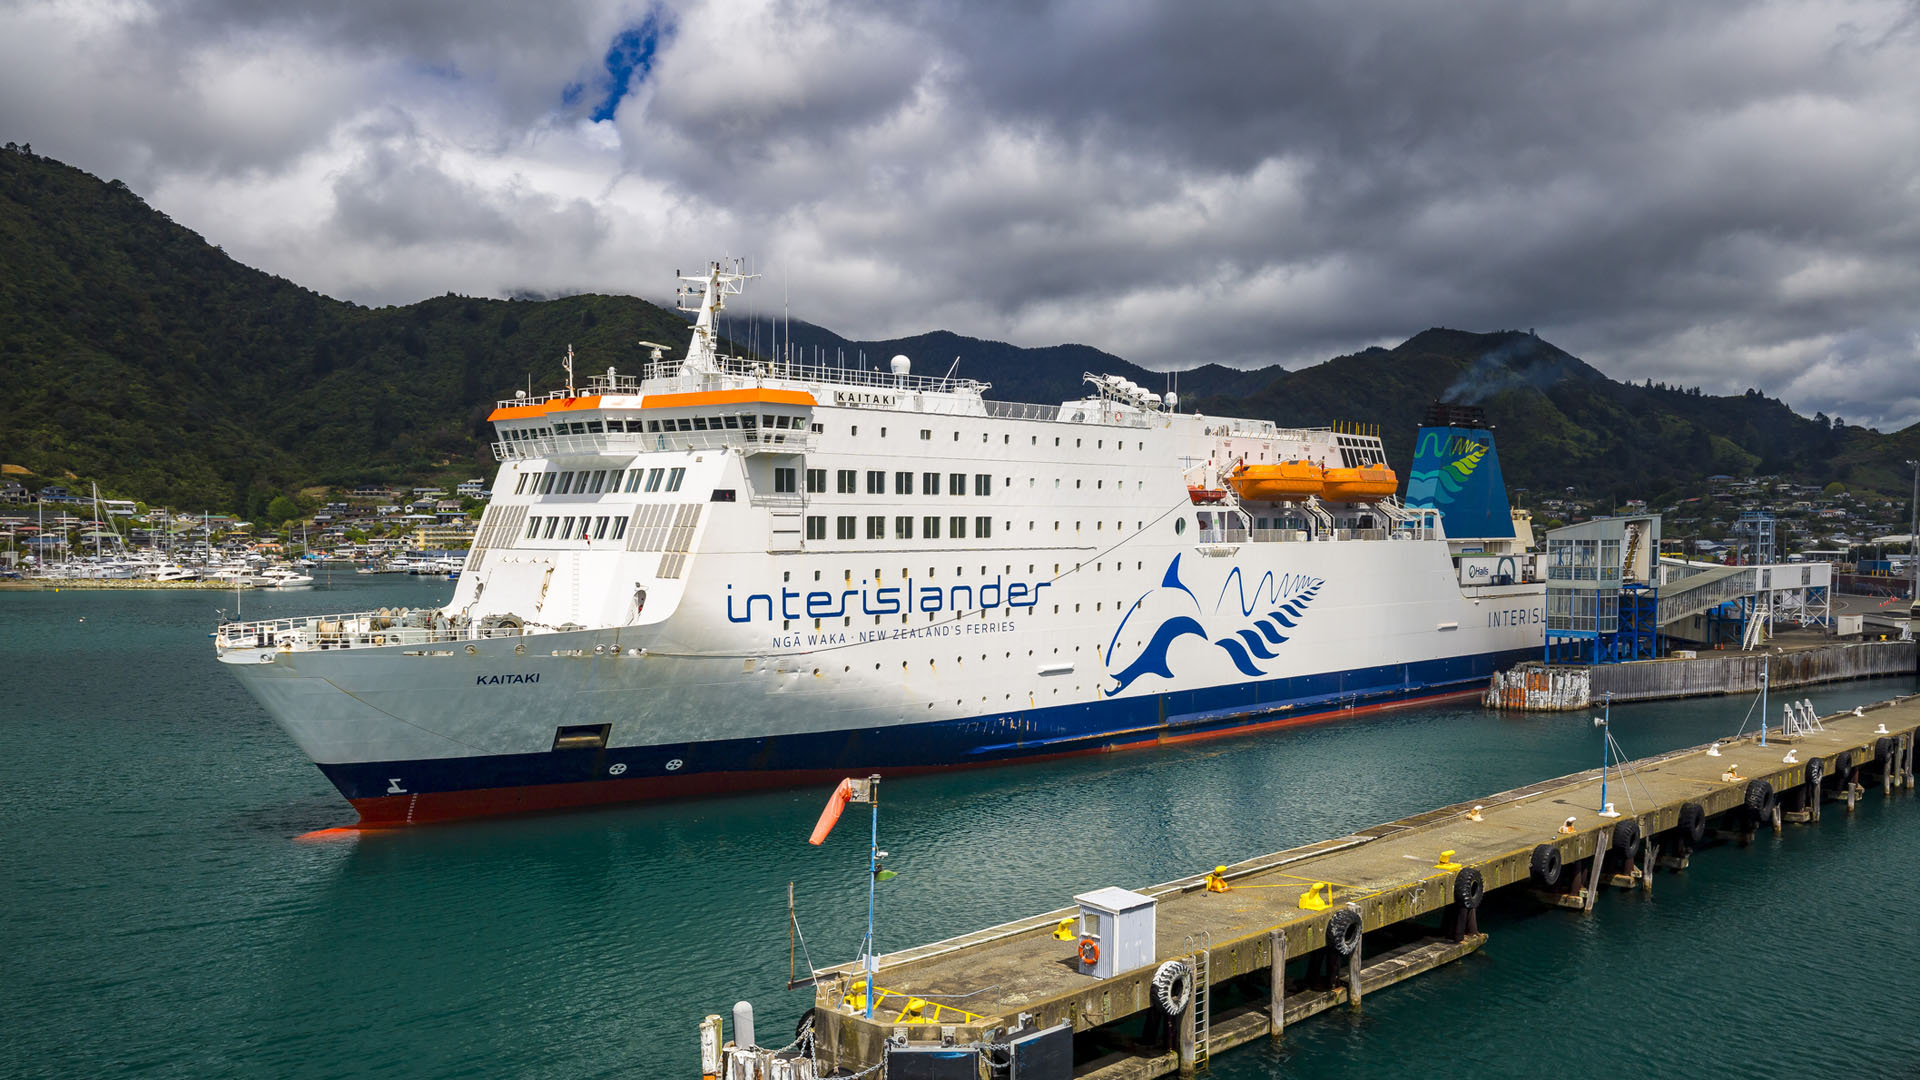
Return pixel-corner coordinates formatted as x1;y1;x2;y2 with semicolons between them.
2;145;1912;516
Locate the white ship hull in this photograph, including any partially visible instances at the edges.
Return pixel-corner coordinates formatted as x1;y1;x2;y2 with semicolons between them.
218;261;1543;824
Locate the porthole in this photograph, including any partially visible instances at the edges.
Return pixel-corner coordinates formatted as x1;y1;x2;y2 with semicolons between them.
1175;517;1187;535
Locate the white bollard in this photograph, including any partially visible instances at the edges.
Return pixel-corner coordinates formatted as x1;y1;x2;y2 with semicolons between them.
733;1000;757;1051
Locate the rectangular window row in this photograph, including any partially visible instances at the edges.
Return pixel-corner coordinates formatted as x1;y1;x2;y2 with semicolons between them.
818;514;993;542
824;471;993;497
514;466;685;496
521;514;630;542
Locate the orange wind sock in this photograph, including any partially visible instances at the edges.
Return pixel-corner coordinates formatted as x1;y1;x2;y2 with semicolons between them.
808;778;856;845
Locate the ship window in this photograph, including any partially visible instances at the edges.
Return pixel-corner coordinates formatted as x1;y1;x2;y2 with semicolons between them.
837;516;856;540
677;418;693;431
950;515;967;539
646;420;660;432
693;416;709;431
554;471;573;493
590;470;608;494
775;468;797;494
642;469;662;492
561;516;576;538
763;415;776;428
723;415;739;429
895;471;913;495
711;489;736;502
866;516;885;539
867;471;885;494
543;517;559;539
539;473;556;495
806;516;827;540
976;516;992;538
837;469;857;494
741;414;756;429
1175;517;1186;535
895;516;914;539
612;516;628;540
950;472;966;495
515;474;530;495
806;469;826;493
665;468;686;492
781;416;796;429
924;516;941;539
525;516;541;539
594;517;610;539
625;471;644;493
923;471;940;495
921;429;932;440
551;724;610;751
587;421;604;433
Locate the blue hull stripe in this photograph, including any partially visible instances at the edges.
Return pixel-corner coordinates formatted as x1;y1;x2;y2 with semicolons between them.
319;649;1531;801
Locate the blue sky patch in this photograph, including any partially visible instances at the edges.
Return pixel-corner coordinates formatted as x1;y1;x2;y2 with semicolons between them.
589;13;667;122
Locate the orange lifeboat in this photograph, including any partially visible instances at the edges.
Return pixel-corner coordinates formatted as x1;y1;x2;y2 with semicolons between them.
1321;464;1398;501
1187;485;1228;504
1227;461;1324;501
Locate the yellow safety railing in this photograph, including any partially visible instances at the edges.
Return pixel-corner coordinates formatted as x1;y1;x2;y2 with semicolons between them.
842;984;985;1025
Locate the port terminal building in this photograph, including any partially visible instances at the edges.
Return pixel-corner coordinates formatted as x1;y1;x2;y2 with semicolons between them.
1544;514;1832;663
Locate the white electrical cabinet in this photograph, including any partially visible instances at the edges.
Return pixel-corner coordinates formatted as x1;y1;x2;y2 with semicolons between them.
1073;886;1156;979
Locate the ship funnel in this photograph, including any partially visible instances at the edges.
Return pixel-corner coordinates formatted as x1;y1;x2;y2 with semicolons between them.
1405;401;1514;540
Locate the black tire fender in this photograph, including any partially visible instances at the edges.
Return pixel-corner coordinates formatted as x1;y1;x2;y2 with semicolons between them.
1805;756;1825;789
1151;960;1193;1016
1874;737;1897;765
1529;843;1563;888
794;1007;815;1042
1744;779;1777;817
1676;802;1706;845
1324;907;1361;957
1610;818;1642;862
1452;866;1485;910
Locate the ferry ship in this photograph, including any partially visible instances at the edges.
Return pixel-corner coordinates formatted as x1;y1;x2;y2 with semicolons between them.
216;262;1545;825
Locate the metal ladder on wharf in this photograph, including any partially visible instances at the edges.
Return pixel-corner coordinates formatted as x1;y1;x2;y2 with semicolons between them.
1186;931;1213;1071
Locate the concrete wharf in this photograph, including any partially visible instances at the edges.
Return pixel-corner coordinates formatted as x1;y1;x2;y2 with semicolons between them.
797;694;1920;1078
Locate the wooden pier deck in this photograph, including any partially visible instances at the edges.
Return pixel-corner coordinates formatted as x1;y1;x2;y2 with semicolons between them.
805;694;1920;1077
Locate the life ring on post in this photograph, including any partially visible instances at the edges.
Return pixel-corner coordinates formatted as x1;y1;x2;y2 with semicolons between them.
1077;937;1099;966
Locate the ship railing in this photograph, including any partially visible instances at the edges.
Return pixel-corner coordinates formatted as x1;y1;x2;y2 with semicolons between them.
494;428;817;461
214;610;529;652
982;401;1063;422
639;355;992;395
1199;526;1397;544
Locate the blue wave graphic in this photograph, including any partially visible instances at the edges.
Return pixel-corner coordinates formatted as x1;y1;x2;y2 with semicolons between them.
1234;629;1279;660
1109;615;1208;693
1215;636;1264;677
1252;619;1286;644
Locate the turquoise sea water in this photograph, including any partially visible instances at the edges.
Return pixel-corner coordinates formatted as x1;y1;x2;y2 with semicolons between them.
2;577;1915;1079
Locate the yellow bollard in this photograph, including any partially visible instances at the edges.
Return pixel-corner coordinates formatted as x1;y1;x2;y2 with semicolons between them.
1435;850;1463;871
1204;865;1231;892
1299;882;1333;910
1052;917;1076;941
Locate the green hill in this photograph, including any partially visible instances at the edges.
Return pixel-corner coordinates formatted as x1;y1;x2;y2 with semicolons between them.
2;145;1912;516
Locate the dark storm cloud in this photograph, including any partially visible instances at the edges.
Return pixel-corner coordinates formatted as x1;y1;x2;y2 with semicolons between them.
2;0;1915;428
